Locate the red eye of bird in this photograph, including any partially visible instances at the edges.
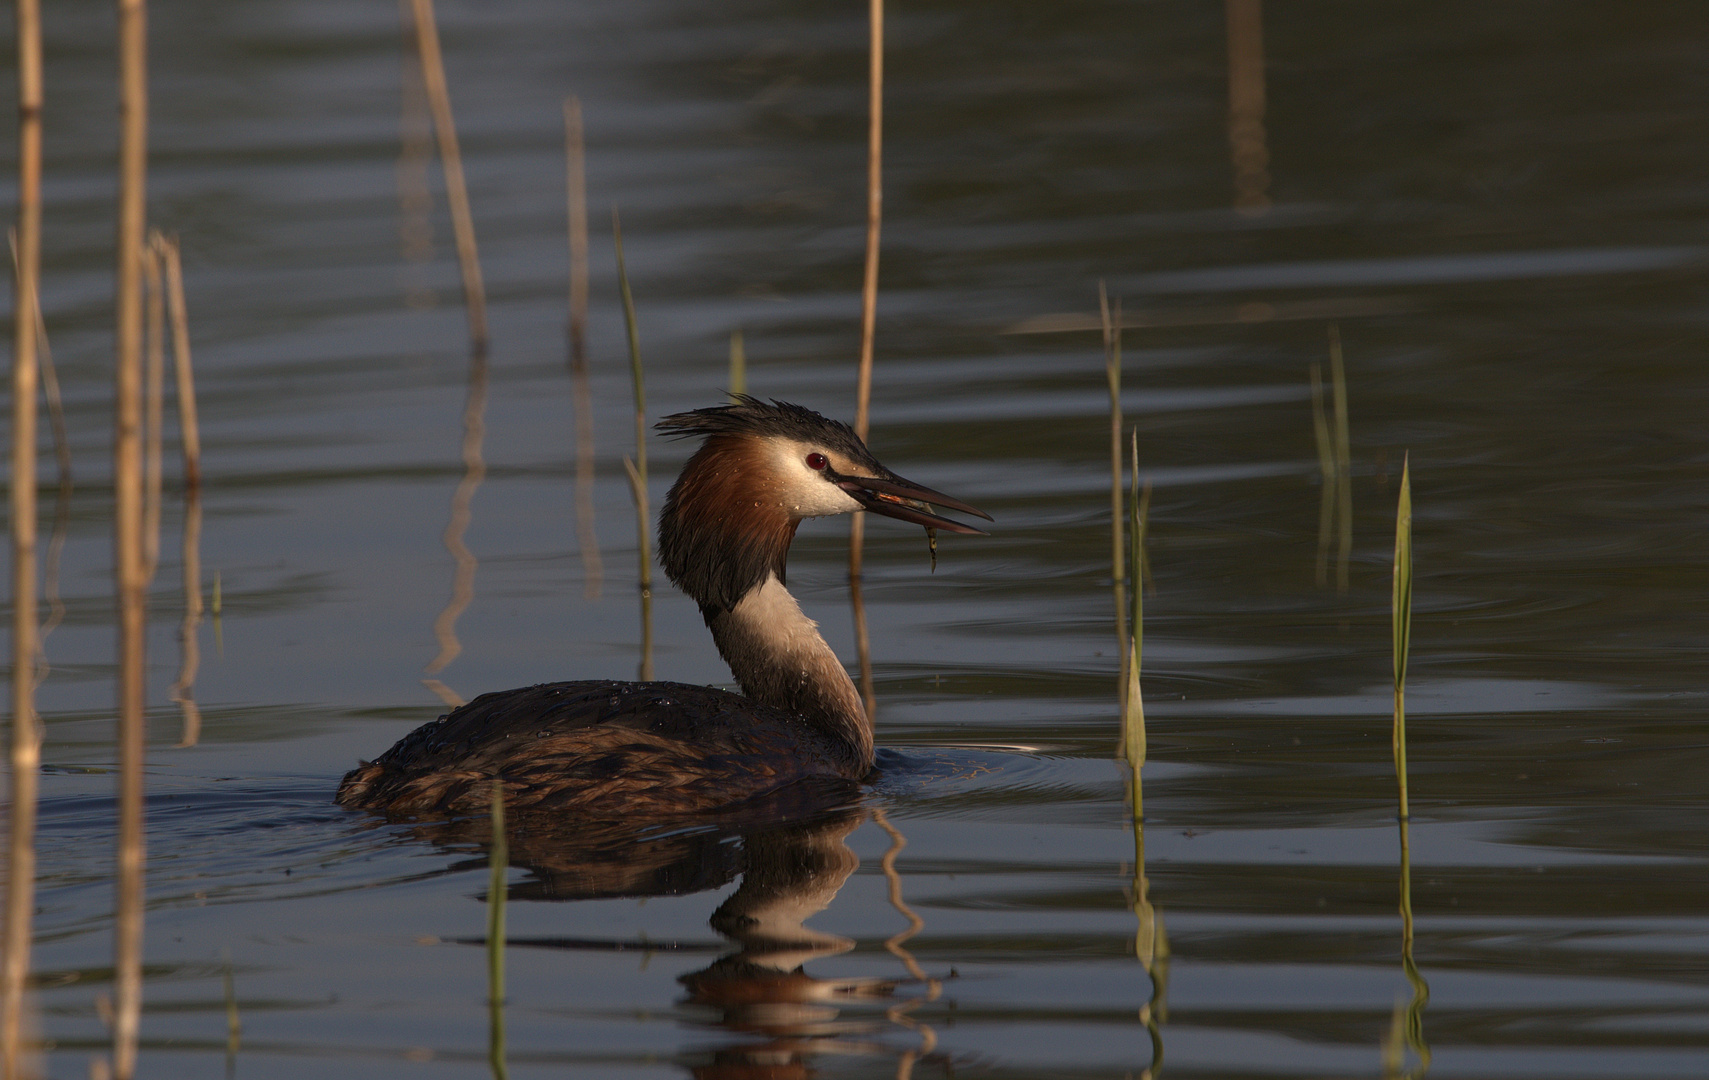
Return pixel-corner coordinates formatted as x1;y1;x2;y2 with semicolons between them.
806;452;828;471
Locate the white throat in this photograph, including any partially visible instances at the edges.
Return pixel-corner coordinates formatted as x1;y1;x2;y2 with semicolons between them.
706;574;872;771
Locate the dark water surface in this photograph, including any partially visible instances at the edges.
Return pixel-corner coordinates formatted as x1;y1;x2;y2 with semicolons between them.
5;1;1709;1076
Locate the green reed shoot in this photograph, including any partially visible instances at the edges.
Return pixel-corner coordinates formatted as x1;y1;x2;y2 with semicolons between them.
729;329;746;401
1100;283;1128;693
1392;453;1412;819
1123;428;1162;1077
612;210;650;584
1123;430;1147;775
487;780;509;1080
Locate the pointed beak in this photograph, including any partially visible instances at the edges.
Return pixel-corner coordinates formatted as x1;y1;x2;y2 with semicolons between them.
833;470;992;535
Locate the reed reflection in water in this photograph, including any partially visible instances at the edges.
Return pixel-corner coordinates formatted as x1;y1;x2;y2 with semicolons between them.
388;787;956;1075
423;349;489;710
1385;818;1431;1079
1225;0;1271;213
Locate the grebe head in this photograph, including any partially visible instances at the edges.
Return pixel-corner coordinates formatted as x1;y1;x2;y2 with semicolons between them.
657;397;989;614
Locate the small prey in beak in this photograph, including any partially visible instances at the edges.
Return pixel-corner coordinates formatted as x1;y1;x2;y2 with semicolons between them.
830;468;991;535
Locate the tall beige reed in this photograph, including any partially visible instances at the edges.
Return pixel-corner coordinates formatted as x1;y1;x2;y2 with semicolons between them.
159;235;199;489
848;0;884;720
3;1;45;1075
406;0;488;353
563;97;601;599
113;0;151;1075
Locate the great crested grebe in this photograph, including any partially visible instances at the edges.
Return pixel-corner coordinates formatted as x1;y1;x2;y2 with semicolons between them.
336;397;989;816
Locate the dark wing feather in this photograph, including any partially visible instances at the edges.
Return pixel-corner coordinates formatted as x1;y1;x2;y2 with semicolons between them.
335;680;854;816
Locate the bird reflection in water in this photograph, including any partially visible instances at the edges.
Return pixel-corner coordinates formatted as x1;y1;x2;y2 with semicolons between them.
390;783;950;1078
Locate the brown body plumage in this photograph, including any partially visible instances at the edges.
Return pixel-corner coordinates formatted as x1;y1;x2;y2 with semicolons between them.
337;398;988;817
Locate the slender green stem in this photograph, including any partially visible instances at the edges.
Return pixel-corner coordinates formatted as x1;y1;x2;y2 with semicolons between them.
1309;360;1333;587
1392;453;1413;820
1101;284;1127;697
612;210;653;678
1329;325;1352;593
1123;430;1146;775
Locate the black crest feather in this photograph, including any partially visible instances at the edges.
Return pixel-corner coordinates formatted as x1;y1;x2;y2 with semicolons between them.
656;396;877;469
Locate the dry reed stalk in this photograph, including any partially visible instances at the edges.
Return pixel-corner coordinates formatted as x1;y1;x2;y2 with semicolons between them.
6;230;68;689
612;210;653;681
169;483;203;748
406;0;487;353
395;8;435;309
3;2;44;1075
851;0;883;455
564;98;588;355
160;233;202;745
159;234;199;489
142;235;165;581
1329;325;1352;592
1225;0;1270;213
563;97;601;599
113;1;150;1076
1100;283;1129;697
625;453;654;683
422;350;490;709
847;0;884;721
727;329;745;401
848;573;875;720
6;229;66;494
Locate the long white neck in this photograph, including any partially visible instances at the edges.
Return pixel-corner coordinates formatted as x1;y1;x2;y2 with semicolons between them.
705;574;873;774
